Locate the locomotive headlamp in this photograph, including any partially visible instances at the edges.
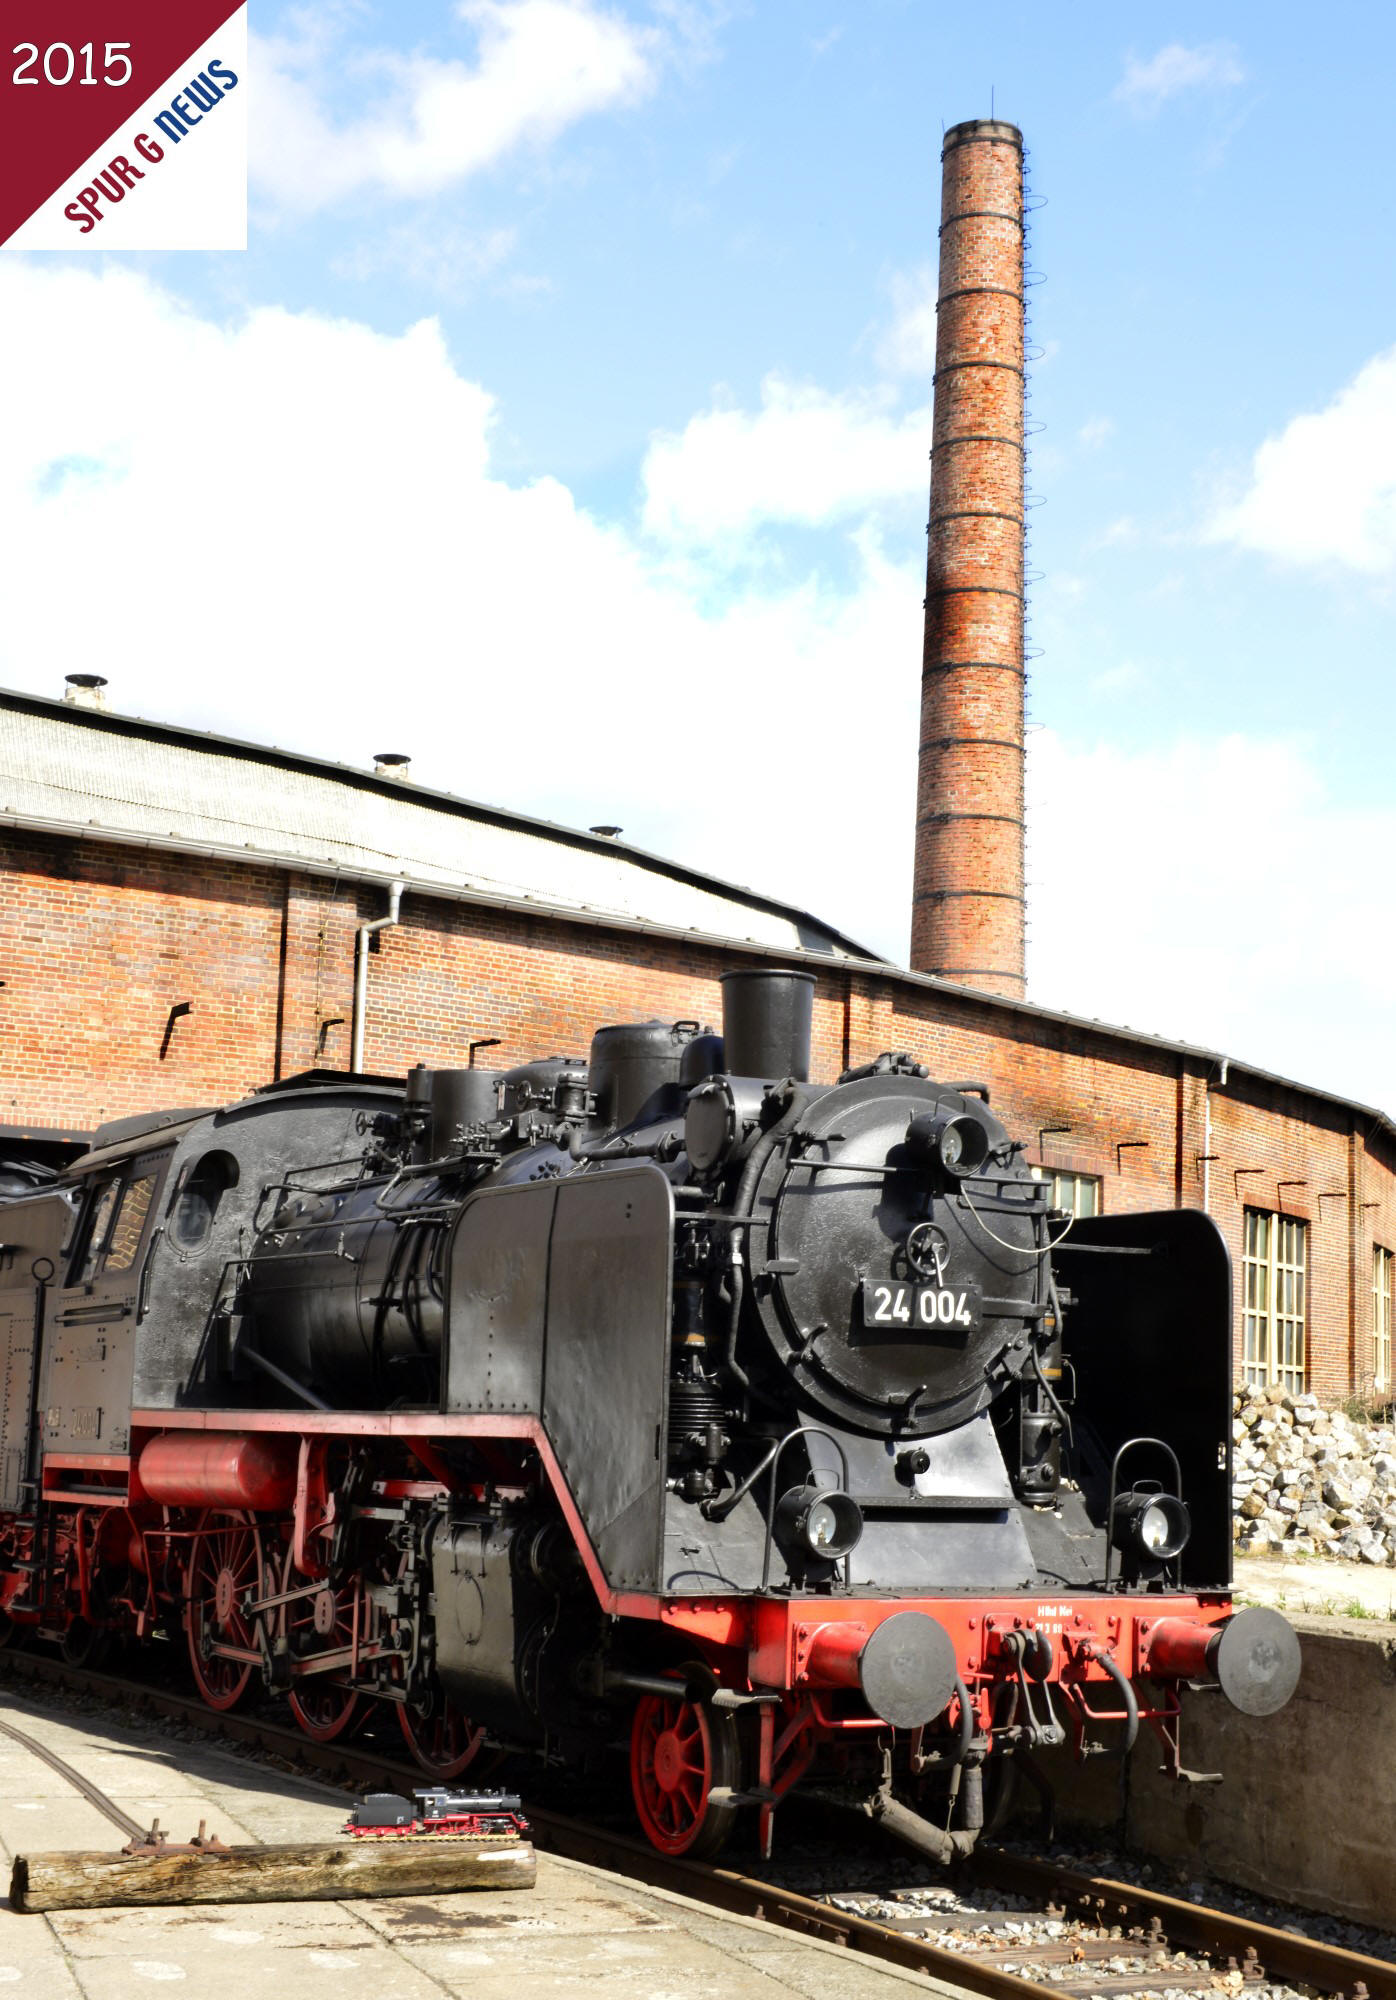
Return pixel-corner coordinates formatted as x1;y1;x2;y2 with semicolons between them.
775;1483;863;1563
1111;1489;1190;1563
906;1110;991;1180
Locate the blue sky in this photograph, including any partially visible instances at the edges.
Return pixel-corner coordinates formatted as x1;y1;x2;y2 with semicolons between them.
3;2;1395;1108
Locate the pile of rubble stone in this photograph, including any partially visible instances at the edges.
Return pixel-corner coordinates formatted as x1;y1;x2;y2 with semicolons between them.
1232;1384;1396;1563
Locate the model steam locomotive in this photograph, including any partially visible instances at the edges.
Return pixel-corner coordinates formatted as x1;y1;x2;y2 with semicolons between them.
0;968;1298;1858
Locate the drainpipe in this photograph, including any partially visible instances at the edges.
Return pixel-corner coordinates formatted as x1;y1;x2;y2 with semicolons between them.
350;881;404;1074
1202;1057;1230;1214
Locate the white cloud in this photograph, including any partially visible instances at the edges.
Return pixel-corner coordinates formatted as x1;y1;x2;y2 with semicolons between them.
1115;42;1245;114
1027;730;1396;1112
252;0;661;214
876;264;938;377
1077;416;1113;450
1207;347;1396;574
0;262;921;961
641;375;930;543
5;265;1389;1117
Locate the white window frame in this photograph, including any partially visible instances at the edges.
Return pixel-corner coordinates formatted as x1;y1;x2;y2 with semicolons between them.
1032;1167;1102;1218
1242;1208;1307;1393
1374;1245;1393;1393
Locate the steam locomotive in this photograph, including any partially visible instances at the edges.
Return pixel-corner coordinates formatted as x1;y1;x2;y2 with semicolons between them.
0;968;1299;1859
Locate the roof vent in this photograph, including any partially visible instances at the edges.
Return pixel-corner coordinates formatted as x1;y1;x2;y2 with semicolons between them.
589;824;622;839
64;674;108;709
374;752;411;780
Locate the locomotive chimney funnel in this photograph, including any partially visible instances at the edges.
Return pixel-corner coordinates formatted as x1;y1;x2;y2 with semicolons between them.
720;969;814;1083
911;118;1027;997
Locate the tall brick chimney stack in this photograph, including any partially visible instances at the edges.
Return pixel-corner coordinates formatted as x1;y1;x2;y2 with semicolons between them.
911;119;1026;997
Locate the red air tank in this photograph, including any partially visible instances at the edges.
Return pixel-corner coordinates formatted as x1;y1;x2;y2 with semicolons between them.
137;1433;298;1510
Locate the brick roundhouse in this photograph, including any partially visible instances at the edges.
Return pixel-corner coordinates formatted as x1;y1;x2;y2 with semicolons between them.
3;682;1395;1406
4;127;1392;1407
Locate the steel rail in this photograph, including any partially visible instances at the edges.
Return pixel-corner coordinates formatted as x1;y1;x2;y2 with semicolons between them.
971;1848;1396;2000
0;1712;147;1843
1;1648;1393;1999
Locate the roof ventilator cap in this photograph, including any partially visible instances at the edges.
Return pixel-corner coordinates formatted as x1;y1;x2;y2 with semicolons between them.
63;674;108;709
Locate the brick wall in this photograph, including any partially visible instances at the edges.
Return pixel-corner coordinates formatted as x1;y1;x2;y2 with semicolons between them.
3;824;1393;1397
0;829;286;1127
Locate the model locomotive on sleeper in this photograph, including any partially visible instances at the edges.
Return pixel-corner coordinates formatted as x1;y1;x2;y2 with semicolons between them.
0;968;1299;1858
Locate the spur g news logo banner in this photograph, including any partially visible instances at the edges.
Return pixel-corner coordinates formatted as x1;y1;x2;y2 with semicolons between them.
0;2;246;250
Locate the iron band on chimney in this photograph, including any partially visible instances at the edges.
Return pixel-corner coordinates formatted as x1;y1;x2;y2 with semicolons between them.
936;286;1024;307
940;210;1024;232
917;811;1026;830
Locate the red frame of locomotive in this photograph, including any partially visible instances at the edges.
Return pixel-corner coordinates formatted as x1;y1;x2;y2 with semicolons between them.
17;1402;1230;1852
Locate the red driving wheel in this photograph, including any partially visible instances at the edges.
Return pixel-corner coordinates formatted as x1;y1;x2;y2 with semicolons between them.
398;1686;488;1779
630;1690;740;1858
185;1513;264;1712
280;1548;362;1743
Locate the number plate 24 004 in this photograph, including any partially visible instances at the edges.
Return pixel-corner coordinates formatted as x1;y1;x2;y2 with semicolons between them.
860;1279;982;1337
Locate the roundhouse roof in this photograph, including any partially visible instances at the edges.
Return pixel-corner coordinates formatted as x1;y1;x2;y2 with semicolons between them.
1;687;1390;1154
0;687;874;961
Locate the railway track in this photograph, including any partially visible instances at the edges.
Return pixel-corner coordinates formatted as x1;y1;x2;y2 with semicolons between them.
0;1645;1391;2000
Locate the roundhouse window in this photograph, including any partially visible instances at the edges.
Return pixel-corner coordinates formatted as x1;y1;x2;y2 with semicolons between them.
1031;1168;1101;1218
1374;1245;1393;1395
1242;1209;1307;1393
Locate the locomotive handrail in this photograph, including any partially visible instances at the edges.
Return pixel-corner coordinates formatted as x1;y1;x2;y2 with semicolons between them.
373;1154;499;1205
136;1226;163;1323
758;1424;854;1591
251;1161;377;1233
717;1080;811;1404
242;1345;334;1412
961;1184;1072;1258
54;1301;130;1325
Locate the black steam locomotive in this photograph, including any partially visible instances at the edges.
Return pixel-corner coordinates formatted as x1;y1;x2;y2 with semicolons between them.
0;969;1298;1858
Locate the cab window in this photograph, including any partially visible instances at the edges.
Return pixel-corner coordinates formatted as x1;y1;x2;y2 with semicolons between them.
167;1151;239;1255
72;1169;158;1281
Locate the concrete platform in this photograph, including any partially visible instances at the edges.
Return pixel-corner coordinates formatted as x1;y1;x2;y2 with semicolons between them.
0;1691;965;1999
1236;1550;1396;1620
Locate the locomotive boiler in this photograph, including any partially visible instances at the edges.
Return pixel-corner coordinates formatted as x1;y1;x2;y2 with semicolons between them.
0;968;1299;1858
